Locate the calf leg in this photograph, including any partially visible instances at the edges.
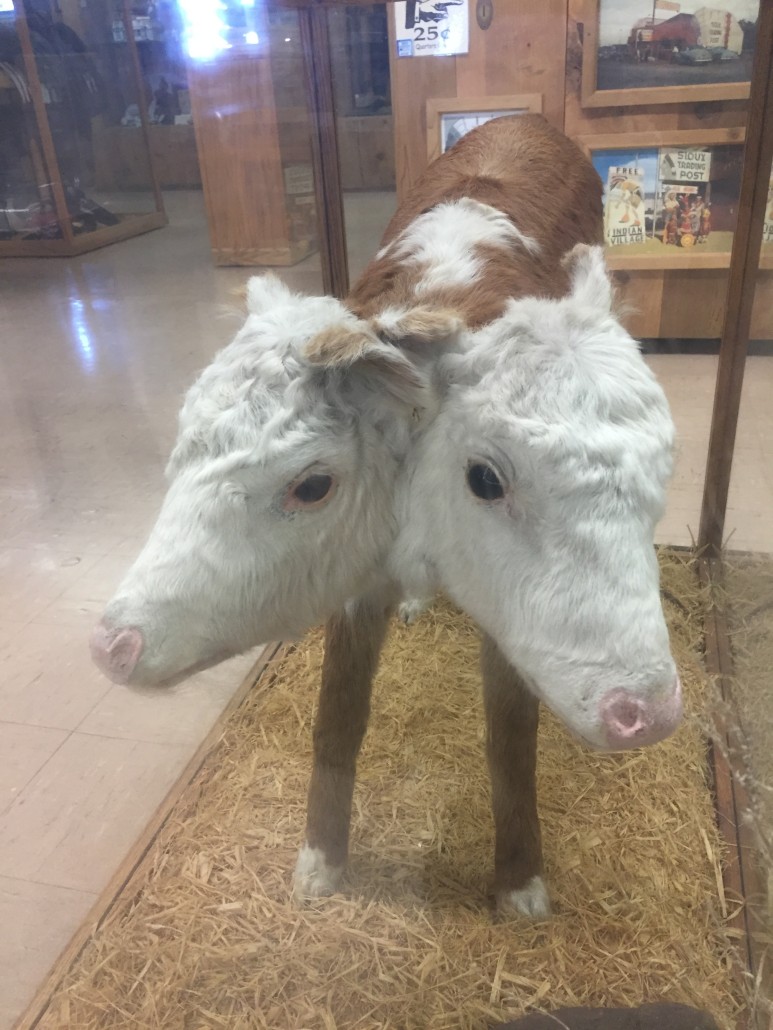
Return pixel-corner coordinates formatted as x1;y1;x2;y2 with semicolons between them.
293;598;391;899
480;633;550;919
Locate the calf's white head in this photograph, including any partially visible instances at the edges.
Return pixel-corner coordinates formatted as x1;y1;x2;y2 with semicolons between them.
91;247;680;752
390;246;680;749
90;275;442;687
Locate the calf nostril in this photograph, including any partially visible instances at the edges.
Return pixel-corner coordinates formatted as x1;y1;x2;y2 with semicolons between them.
90;621;144;684
599;677;683;749
609;696;644;731
600;689;649;741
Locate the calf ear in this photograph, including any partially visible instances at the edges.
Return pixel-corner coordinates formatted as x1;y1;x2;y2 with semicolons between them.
562;244;613;315
305;325;429;411
246;273;294;315
370;306;462;346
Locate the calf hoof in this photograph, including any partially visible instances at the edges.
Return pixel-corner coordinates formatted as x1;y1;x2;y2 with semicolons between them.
292;843;344;901
496;875;551;921
398;598;430;625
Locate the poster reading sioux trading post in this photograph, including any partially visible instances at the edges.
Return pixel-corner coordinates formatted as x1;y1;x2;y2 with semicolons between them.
593;145;743;257
394;0;469;57
655;147;712;249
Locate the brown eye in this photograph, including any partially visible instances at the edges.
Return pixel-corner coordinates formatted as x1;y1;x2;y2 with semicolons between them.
293;474;333;505
467;463;504;501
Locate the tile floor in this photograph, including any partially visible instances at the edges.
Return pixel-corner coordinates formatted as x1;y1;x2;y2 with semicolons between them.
0;190;771;1029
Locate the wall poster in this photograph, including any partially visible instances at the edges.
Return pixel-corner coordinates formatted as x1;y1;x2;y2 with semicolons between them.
591;142;744;260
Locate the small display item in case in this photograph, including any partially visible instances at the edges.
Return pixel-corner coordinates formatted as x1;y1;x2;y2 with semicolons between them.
0;0;166;257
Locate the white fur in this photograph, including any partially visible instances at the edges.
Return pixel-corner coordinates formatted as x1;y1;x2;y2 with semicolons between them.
99;248;677;753
382;199;538;295
103;282;415;684
389;246;677;748
397;597;432;625
497;876;552;920
293;843;344;899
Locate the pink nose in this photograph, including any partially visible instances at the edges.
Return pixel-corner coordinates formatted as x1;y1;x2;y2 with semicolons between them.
600;677;682;749
90;620;144;684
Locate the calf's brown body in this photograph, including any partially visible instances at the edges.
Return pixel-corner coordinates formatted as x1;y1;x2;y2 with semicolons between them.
301;116;603;913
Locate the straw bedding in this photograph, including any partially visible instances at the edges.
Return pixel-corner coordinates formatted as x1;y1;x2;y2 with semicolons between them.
39;551;742;1029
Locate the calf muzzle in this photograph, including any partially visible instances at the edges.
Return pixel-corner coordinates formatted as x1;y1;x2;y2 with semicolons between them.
90;620;144;685
599;676;682;749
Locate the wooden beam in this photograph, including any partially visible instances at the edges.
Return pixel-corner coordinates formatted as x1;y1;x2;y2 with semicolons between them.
298;4;350;298
120;0;165;215
698;1;773;556
13;6;75;247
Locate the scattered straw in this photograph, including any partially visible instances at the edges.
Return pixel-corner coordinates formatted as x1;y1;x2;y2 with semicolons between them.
37;551;742;1029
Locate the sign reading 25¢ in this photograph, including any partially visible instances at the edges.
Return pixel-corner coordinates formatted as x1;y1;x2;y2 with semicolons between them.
394;0;469;57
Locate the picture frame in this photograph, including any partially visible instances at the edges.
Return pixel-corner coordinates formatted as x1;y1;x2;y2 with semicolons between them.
577;127;746;270
580;0;757;108
426;95;543;164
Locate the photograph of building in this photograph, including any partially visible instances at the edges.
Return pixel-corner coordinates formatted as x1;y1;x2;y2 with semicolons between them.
596;0;757;91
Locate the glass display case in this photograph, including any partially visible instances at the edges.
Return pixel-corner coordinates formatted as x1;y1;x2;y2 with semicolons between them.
0;0;166;256
4;1;773;1028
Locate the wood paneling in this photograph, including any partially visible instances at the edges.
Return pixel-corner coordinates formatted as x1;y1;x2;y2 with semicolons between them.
389;0;566;200
564;0;773;343
660;271;730;339
611;270;665;339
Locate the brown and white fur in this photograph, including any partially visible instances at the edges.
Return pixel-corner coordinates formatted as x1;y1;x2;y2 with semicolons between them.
91;117;679;920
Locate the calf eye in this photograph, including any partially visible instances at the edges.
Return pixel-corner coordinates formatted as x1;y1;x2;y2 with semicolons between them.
467;462;504;501
293;473;333;505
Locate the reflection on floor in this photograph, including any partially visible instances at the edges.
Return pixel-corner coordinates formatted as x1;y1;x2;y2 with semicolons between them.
0;190;770;1028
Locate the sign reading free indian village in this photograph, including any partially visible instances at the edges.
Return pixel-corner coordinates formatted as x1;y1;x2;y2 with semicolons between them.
393;0;469;57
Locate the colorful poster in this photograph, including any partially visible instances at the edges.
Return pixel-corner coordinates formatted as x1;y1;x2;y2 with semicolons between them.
593;144;742;257
656;148;713;249
593;149;658;247
393;0;469;58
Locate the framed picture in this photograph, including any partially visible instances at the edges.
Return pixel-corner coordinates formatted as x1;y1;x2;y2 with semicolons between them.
580;0;758;108
578;128;746;269
426;95;543;163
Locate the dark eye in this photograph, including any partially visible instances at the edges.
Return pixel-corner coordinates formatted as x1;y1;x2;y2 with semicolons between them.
293;473;333;504
467;463;505;501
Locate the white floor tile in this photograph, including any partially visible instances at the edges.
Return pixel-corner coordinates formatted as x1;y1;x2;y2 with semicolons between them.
0;876;96;1029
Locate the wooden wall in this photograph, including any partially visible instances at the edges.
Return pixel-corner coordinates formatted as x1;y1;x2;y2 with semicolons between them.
564;0;770;339
389;0;568;200
387;0;772;339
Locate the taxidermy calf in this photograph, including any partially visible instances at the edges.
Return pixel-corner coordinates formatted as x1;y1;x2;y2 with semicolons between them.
90;116;680;919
